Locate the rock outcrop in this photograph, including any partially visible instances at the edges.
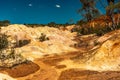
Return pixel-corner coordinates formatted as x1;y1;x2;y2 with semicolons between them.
1;24;77;60
1;24;120;79
87;31;120;71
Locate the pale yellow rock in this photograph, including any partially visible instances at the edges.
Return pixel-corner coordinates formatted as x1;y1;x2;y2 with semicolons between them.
1;24;77;60
0;73;16;80
87;35;120;71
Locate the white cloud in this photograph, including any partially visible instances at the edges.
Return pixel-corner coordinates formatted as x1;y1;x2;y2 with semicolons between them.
56;4;61;8
28;4;32;7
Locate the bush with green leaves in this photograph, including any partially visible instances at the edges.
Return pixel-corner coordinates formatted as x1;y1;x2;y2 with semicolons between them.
0;33;28;68
0;34;9;50
0;48;27;68
0;20;10;26
72;23;120;36
39;33;49;42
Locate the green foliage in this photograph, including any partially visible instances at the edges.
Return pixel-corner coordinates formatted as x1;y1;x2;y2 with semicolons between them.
0;34;9;50
25;24;46;27
0;20;10;26
47;22;57;27
24;23;75;28
0;48;15;60
47;22;75;28
0;48;27;68
0;33;28;68
78;0;100;21
106;2;120;14
72;23;120;36
39;33;49;42
76;20;87;25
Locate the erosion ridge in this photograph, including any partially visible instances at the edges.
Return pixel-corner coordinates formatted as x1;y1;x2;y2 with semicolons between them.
0;24;120;80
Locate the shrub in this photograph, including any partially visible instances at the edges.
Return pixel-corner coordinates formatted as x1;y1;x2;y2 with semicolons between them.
0;33;28;67
47;22;56;27
0;48;27;68
0;34;9;50
0;20;10;26
39;33;49;42
72;24;120;36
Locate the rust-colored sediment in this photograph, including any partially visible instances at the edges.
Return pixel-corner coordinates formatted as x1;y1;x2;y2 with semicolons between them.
0;62;40;78
58;69;120;80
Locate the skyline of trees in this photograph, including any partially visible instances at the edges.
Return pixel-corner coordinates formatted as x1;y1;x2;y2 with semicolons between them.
0;20;10;26
78;0;100;22
0;0;120;25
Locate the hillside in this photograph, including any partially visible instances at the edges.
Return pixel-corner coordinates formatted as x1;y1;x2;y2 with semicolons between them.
0;24;120;80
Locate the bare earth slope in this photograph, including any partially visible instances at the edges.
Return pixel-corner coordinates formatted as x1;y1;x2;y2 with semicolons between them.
0;25;120;80
1;24;77;60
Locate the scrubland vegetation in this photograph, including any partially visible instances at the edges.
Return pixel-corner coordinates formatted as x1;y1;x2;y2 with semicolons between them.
0;0;119;69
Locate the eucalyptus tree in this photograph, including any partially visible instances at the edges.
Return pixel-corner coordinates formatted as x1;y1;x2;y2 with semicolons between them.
98;0;120;29
78;0;100;22
107;0;120;29
106;0;120;14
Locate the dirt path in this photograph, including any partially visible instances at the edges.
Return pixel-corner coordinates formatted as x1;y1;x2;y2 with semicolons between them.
0;51;120;80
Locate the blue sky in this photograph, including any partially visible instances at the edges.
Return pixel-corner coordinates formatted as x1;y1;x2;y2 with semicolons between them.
0;0;107;24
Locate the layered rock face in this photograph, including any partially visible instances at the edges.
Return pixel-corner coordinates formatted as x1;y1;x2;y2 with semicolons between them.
1;24;120;80
87;31;120;71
